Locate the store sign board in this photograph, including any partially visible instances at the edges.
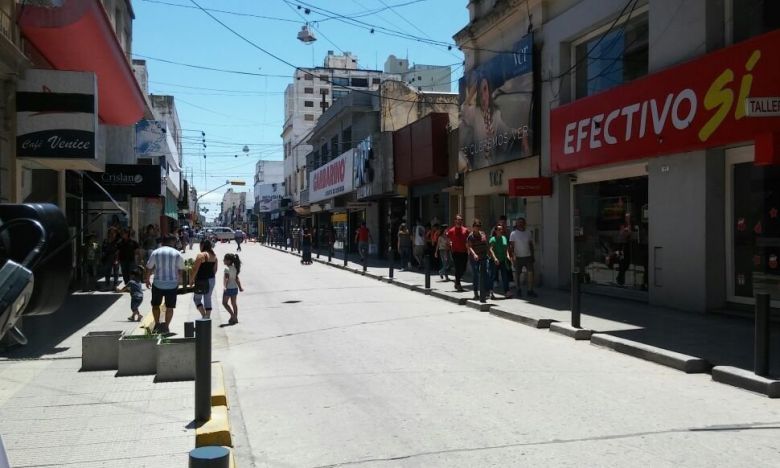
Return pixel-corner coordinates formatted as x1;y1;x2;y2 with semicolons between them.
255;183;283;212
508;177;552;197
550;29;780;173
309;149;354;203
16;69;97;159
85;164;162;200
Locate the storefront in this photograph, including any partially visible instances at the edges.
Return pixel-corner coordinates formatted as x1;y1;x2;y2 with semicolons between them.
550;29;780;310
309;149;356;252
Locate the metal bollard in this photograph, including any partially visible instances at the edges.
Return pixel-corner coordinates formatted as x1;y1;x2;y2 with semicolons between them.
362;254;367;272
189;446;229;468
424;254;431;289
755;293;770;376
388;247;394;279
184;321;195;338
343;246;348;267
328;246;332;262
195;319;212;423
571;272;582;329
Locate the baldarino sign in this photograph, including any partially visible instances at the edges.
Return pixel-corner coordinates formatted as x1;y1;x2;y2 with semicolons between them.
309;149;354;204
551;29;780;172
16;69;97;159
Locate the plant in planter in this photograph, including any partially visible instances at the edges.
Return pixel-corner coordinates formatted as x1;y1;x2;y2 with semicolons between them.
117;329;161;376
82;330;123;371
180;258;195;294
155;337;196;382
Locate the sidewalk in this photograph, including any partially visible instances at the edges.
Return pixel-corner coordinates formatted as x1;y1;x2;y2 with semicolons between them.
0;281;203;466
271;244;780;378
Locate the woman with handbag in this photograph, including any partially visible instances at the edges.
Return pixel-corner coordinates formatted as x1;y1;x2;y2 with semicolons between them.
189;239;218;319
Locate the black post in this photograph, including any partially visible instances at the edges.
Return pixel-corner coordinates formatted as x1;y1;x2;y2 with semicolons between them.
388;246;394;279
344;220;350;267
195;318;212;423
755;292;770;376
571;272;582;329
328;244;332;262
424;254;431;289
184;321;195;338
362;252;368;272
189;446;230;468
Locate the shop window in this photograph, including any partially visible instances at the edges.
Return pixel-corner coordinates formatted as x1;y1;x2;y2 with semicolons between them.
733;0;780;43
574;12;648;99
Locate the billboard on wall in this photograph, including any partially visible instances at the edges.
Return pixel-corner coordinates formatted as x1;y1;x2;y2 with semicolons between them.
255;182;283;212
309;149;354;204
459;33;534;172
17;69;97;159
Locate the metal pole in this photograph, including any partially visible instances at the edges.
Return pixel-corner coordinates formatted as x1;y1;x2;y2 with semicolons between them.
571;272;581;329
344;219;350;267
388;246;394;279
189;446;230;468
362;251;367;272
424;254;431;289
755;292;770;376
195;318;212;422
184;321;194;338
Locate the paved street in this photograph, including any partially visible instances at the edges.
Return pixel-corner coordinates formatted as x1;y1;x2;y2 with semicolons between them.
217;245;780;468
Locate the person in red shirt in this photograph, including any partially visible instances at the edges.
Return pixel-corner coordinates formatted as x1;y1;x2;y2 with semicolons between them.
354;221;373;263
446;214;469;292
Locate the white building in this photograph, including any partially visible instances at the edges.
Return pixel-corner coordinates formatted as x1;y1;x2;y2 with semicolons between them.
254;160;284;213
219;188;247;229
282;51;400;219
384;55;452;92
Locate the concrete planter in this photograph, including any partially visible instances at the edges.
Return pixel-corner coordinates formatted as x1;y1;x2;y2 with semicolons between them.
117;334;161;376
81;331;122;371
155;337;196;382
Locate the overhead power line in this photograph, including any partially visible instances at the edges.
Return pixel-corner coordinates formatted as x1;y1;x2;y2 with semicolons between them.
132;53;291;78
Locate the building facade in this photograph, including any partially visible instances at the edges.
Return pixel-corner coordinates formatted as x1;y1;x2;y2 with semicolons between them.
384;55;453;92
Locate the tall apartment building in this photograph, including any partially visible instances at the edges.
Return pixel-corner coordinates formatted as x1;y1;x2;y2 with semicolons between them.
384;55;453;92
281;51;399;222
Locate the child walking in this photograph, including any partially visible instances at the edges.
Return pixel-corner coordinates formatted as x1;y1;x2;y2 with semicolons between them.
222;254;244;325
122;269;144;321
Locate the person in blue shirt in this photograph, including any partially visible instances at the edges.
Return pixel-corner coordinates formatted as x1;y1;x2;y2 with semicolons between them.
122;269;144;322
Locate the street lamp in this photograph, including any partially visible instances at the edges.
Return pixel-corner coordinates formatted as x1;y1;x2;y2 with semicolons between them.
196;179;246;202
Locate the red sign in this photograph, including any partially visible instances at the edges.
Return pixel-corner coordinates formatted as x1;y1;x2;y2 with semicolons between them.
550;29;780;173
508;177;553;197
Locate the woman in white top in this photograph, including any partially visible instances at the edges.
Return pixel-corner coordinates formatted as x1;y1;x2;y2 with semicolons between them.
435;224;451;281
222;253;244;325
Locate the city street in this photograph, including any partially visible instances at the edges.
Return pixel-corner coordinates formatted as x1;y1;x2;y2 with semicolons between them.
218;245;780;468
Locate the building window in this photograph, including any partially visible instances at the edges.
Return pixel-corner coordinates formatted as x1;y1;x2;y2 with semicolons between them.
372;78;381;85
319;74;328;82
304;114;314;121
304;101;314;107
331;135;339;156
574;12;648;99
304;73;314;80
351;77;368;87
304;87;314;94
321;101;330;109
733;0;780;43
333;89;350;101
332;76;349;87
320;88;329;95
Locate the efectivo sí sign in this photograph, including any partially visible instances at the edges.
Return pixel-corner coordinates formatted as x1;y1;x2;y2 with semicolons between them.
550;29;780;173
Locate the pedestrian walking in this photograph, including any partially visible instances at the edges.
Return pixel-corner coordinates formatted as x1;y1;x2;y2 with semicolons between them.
144;235;185;334
489;224;512;299
397;223;412;270
222;253;244;325
180;229;190;253
81;234;100;291
121;269;144;322
100;228;119;291
509;217;537;298
467;219;489;303
188;227;195;250
413;219;426;269
435;224;451;281
355;221;372;263
117;229;141;287
235;228;246;251
446;214;469;291
190;239;218;319
301;228;313;264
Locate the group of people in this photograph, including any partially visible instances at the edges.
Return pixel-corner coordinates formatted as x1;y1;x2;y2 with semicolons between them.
398;214;536;303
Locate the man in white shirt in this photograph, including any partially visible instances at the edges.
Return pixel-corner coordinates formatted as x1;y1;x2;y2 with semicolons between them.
145;234;185;333
509;217;537;298
413;219;426;269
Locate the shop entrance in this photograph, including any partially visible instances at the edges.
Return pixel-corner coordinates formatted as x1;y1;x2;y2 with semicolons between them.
727;146;780;306
574;176;649;297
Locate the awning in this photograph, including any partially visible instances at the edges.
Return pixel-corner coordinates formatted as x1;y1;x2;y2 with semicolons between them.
19;0;146;125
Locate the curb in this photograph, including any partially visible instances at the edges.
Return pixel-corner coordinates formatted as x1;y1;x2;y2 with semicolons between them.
211;362;229;406
489;307;556;329
195;361;233;449
465;300;492;312
712;366;780;398
549;322;593;340
590;334;711;373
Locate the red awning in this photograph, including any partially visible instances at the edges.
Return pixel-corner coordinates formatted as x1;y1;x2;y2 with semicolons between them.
19;0;145;126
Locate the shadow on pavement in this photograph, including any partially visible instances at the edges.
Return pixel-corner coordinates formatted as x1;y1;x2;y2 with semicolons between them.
1;293;122;359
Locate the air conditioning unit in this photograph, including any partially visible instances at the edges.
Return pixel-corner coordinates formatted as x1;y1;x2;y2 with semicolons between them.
297;25;317;44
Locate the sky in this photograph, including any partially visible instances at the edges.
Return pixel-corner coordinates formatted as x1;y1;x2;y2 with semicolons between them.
131;0;469;221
